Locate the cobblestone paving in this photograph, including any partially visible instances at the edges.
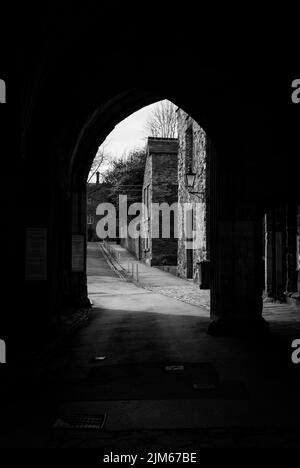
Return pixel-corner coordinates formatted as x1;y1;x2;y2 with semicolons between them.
143;285;300;323
144;284;210;310
102;243;299;320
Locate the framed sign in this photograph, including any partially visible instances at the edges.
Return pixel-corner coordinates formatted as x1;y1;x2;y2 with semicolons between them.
72;234;84;272
25;228;47;280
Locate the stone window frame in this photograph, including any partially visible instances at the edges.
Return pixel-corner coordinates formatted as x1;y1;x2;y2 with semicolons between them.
185;124;194;171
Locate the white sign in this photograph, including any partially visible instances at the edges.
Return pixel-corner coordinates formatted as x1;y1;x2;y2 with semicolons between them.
25;228;47;280
72;235;84;271
0;79;6;103
0;339;6;364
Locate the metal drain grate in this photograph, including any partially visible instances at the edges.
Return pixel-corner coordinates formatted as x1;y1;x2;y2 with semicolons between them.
93;356;107;361
165;365;185;371
193;383;217;390
53;413;107;430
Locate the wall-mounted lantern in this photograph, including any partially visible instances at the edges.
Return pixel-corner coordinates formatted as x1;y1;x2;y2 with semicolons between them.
185;165;201;195
185;165;196;189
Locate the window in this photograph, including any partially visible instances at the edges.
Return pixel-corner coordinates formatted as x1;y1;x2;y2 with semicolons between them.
146;185;150;218
185;208;194;240
87;215;94;224
185;125;194;169
143;187;147;217
143;185;151;220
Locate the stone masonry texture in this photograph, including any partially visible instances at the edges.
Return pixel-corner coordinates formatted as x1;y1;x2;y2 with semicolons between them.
142;138;178;266
177;109;210;279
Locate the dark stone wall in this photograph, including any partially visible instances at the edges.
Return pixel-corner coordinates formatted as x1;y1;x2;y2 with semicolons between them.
142;139;178;266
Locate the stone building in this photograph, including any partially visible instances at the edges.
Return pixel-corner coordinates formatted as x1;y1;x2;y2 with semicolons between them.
176;109;211;286
86;172;111;241
120;199;142;259
264;205;300;306
141;137;178;266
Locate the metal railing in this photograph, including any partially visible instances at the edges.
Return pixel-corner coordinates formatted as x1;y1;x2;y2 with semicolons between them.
102;240;139;282
103;240;119;261
127;261;139;282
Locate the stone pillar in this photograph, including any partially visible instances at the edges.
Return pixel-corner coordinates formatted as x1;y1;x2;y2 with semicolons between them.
69;186;91;308
285;204;298;294
209;209;266;336
208;146;267;337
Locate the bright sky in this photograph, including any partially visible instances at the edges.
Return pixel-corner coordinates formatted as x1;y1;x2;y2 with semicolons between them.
89;101;162;181
103;102;160;157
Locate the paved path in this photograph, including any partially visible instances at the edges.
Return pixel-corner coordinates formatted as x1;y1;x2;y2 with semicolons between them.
46;244;299;447
2;243;299;448
97;242;300;321
99;241;210;310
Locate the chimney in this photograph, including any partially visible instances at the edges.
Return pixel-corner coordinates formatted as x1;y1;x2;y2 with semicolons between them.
96;171;100;184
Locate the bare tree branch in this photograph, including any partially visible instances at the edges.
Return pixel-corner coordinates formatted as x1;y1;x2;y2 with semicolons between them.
87;141;110;182
144;100;178;139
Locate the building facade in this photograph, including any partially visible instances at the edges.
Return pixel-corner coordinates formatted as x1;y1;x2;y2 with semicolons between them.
177;109;211;285
264;204;300;306
86;173;111;241
141;137;178;266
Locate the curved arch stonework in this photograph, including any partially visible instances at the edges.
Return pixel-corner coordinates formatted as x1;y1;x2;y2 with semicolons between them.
14;33;299;339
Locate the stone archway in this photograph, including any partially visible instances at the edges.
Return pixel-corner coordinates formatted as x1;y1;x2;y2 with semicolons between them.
66;85;268;336
17;36;298;341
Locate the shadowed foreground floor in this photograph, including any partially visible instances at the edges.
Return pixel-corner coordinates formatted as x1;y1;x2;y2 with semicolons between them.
0;243;299;448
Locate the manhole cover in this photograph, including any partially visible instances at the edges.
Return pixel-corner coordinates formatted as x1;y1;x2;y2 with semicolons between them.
53;413;107;430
